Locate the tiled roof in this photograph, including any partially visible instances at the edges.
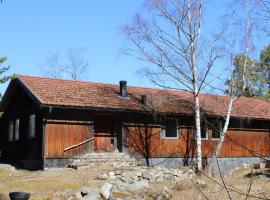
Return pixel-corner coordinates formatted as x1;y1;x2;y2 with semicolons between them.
12;75;270;120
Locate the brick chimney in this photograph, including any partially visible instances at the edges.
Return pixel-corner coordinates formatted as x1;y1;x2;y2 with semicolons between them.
119;80;127;97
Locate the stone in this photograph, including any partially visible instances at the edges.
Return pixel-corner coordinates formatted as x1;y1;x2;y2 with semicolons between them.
156;187;172;200
100;182;112;199
242;164;251;169
80;187;99;197
0;164;16;171
164;173;174;181
142;171;152;180
70;190;82;199
114;170;122;176
260;162;266;169
81;188;100;200
116;180;149;192
97;173;109;180
109;171;116;179
196;179;207;188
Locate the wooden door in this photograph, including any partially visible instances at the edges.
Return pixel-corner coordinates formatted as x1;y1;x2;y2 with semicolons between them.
45;123;91;158
93;116;116;152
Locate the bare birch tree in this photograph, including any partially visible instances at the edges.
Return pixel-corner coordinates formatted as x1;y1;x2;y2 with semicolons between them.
122;0;222;171
43;47;89;80
66;47;89;80
210;0;260;169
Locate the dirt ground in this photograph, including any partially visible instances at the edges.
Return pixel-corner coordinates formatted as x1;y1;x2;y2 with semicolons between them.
0;165;269;200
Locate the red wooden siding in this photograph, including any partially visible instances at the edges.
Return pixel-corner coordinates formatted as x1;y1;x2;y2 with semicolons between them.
124;125;270;158
45;123;91;158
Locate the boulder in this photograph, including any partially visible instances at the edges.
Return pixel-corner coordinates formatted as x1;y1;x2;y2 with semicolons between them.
0;164;16;171
97;173;109;180
100;182;112;199
115;180;149;192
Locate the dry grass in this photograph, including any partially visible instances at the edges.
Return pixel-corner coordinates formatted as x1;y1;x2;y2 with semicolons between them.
0;165;269;200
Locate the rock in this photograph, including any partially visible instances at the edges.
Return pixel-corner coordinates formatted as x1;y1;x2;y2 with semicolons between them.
81;188;100;200
115;180;149;192
260;162;266;169
242;164;251;169
100;182;112;199
142;171;152;180
109;171;116;179
71;191;82;199
188;169;194;175
97;173;109;180
195;179;207;188
164;173;174;181
114;170;123;176
120;175;134;184
80;187;99;197
0;164;16;171
156;187;172;200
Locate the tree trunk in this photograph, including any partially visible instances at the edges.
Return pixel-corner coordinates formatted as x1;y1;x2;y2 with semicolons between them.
210;97;234;169
194;94;202;171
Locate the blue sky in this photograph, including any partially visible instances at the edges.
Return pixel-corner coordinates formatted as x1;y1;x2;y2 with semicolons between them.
0;1;269;95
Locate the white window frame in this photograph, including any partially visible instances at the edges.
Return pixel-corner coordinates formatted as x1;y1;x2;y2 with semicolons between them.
8;120;14;142
161;118;178;139
28;114;36;138
212;120;222;140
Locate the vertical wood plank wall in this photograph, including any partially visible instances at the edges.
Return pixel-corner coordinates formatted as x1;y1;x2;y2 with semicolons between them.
45;123;91;158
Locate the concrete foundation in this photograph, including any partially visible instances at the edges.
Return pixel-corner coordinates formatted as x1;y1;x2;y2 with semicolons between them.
43;158;77;168
140;157;267;174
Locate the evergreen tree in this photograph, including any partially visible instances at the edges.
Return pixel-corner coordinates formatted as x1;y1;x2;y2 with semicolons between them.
0;57;14;98
226;55;256;97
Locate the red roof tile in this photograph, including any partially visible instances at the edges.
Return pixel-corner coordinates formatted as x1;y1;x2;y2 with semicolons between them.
14;75;270;120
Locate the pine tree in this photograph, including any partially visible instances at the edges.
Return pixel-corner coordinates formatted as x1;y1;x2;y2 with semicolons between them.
0;56;14;98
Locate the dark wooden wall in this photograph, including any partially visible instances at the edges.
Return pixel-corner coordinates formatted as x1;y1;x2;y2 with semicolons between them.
0;86;43;168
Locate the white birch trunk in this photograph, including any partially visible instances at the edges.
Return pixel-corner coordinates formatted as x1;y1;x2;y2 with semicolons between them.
211;97;234;163
194;94;202;171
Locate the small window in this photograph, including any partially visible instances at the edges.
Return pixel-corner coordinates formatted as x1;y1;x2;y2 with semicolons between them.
14;119;20;141
164;119;178;138
212;120;222;139
28;114;36;138
8;121;14;142
201;120;208;140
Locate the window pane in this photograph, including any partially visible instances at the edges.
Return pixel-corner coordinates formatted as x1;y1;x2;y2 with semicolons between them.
165;119;178;138
201;120;208;139
8;121;14;141
29;114;35;138
212;121;222;139
14;119;20;140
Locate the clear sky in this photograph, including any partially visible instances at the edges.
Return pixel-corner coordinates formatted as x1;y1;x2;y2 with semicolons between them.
0;1;269;95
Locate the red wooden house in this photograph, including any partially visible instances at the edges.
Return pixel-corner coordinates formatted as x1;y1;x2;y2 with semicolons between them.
0;75;269;170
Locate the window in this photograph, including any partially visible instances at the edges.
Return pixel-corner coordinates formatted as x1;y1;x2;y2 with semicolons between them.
14;119;20;141
212;120;222;139
201;120;208;140
8;121;14;142
28;114;36;138
163;119;178;138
